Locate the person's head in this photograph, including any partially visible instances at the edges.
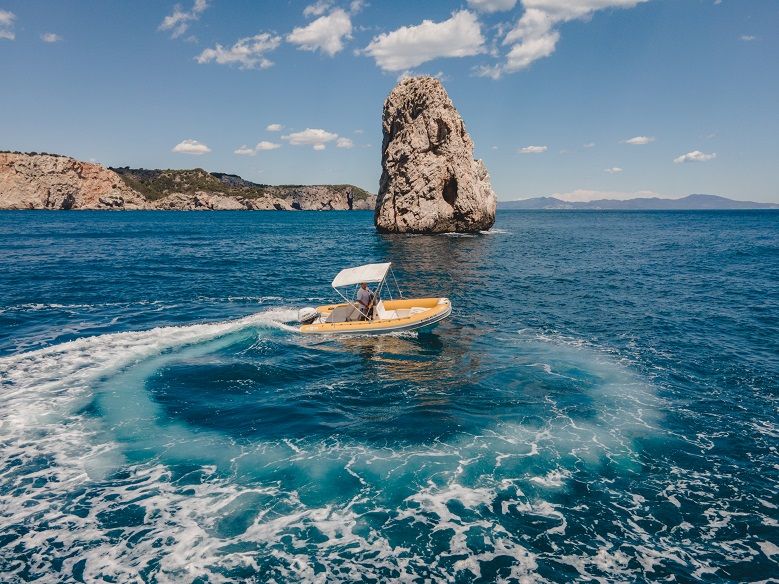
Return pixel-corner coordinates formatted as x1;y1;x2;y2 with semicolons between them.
360;282;367;289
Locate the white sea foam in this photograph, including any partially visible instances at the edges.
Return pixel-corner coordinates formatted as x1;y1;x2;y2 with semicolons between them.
529;468;571;488
4;312;767;581
479;228;511;235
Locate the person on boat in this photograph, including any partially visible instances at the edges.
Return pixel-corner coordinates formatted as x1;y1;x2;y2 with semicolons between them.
356;282;374;320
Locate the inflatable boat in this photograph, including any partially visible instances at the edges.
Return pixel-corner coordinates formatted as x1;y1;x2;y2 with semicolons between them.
297;262;451;335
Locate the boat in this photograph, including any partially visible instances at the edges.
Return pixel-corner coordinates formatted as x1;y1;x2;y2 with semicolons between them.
297;262;451;335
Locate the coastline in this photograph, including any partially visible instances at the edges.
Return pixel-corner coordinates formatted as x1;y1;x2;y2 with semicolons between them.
0;152;376;212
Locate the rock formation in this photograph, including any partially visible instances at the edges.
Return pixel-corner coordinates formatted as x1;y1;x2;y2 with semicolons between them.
0;152;376;211
375;76;496;234
0;152;148;210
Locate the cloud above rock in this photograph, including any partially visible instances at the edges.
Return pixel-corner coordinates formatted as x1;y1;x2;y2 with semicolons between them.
196;33;281;69
282;128;339;150
234;141;282;155
477;0;650;77
364;10;485;72
287;9;352;56
172;139;211;155
519;145;547;153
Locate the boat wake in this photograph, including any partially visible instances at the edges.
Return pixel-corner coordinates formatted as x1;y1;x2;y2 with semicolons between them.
0;312;768;582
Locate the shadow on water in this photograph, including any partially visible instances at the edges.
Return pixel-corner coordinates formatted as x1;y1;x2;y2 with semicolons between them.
373;232;498;310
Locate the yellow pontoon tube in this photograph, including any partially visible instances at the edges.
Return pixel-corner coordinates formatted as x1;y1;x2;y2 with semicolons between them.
297;262;451;335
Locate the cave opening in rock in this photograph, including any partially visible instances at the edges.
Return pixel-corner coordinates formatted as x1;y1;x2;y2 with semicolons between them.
443;176;458;206
436;119;449;144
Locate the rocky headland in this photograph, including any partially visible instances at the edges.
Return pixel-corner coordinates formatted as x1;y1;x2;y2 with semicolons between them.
375;77;496;234
0;151;375;211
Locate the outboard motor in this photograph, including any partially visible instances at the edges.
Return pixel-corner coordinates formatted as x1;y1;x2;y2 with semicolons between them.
297;307;319;325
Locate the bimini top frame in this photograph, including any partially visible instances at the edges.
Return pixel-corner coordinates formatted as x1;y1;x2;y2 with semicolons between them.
331;262;392;288
330;262;403;320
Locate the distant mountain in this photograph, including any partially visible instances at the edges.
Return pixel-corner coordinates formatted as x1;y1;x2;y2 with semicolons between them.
499;194;779;210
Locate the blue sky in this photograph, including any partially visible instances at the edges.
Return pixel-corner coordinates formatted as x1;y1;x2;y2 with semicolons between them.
1;0;777;202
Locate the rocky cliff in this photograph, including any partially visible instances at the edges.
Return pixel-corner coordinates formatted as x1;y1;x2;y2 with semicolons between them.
374;77;496;233
0;152;148;210
0;152;376;211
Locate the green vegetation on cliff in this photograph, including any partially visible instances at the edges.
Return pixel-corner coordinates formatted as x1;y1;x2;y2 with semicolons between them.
110;167;372;203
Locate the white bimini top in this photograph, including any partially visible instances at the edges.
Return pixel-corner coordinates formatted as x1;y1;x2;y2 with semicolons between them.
331;262;391;288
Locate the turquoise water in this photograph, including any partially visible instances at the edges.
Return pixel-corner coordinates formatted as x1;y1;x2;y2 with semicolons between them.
0;210;777;582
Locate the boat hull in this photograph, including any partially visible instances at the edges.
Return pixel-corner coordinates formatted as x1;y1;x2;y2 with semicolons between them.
299;298;451;335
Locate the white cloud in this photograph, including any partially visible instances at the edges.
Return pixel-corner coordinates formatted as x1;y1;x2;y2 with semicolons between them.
336;137;354;148
673;150;716;164
172;139;211;155
303;1;332;17
41;32;62;43
287;9;352;56
234;141;281;156
604;167;623;174
159;0;208;39
519;145;547;153
485;0;650;76
282;128;339;149
623;135;654;145
504;31;559;70
467;0;518;12
266;123;283;132
364;10;485;72
474;64;503;79
255;140;281;151
740;35;756;42
0;9;15;40
349;0;367;14
583;142;595;148
553;189;663;202
196;33;282;69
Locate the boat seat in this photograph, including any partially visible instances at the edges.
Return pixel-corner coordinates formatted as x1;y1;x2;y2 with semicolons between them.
392;307;428;318
326;305;360;323
375;301;397;320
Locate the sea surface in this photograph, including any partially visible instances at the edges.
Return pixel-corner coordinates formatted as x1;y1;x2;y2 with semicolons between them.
0;210;777;583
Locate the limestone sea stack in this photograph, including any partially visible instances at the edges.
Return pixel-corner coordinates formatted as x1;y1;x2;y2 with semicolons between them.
375;77;497;234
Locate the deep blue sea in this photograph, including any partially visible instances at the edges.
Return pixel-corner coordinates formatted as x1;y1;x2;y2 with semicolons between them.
0;210;777;583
